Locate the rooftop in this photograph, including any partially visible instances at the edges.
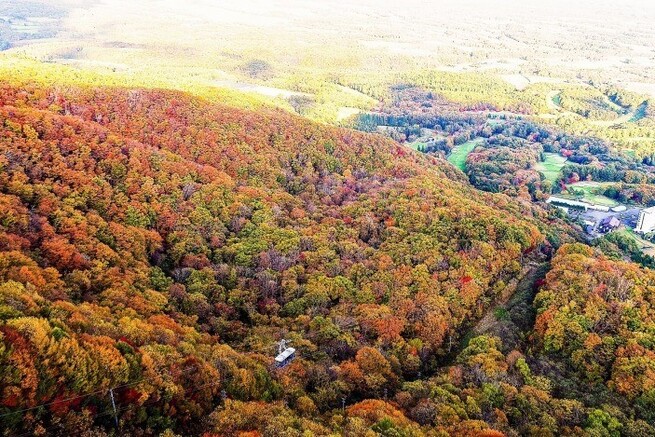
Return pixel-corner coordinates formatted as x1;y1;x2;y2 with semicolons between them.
600;216;620;227
275;347;296;363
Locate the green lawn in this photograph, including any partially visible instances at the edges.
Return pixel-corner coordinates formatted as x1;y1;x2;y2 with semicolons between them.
407;140;424;151
447;138;483;171
552;92;562;107
535;152;567;182
623;148;637;159
563;181;619;207
630;101;648;123
562;192;618;207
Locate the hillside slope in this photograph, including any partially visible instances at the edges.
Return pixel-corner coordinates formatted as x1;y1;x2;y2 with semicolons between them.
0;82;555;435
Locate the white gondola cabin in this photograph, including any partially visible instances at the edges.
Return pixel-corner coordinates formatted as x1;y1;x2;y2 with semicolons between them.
275;339;296;368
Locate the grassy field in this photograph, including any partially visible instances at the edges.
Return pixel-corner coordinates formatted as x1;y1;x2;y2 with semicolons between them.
535;152;567;182
447;138;483;171
563;181;619;207
407;141;425;151
630;101;649;123
406;130;443;151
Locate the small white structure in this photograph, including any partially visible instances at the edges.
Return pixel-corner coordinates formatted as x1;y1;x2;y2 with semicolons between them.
546;196;588;209
274;339;296;368
612;205;627;212
546;196;610;212
636;206;655;233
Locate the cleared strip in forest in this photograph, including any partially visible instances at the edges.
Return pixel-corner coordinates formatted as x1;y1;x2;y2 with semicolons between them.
435;258;550;369
471;262;550;342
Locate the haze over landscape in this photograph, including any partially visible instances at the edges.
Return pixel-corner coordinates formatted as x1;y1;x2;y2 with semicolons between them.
2;1;655;436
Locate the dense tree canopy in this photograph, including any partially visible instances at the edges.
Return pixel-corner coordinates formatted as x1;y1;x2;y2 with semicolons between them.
0;81;557;435
1;68;655;436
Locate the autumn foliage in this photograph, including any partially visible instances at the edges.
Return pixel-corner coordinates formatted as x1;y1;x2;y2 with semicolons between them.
0;79;549;435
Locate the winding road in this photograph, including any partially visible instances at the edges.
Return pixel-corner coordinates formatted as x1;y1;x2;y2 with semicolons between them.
544;90;647;127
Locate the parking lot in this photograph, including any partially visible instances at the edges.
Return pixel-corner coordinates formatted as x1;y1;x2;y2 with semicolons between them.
568;206;642;236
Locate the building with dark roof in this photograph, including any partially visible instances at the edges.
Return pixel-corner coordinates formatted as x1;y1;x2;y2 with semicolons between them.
599;216;620;233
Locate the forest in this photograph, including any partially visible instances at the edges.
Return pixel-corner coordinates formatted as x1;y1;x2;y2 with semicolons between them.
357;85;655;210
2;61;655;434
2;1;655;434
0;79;565;436
0;58;655;437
